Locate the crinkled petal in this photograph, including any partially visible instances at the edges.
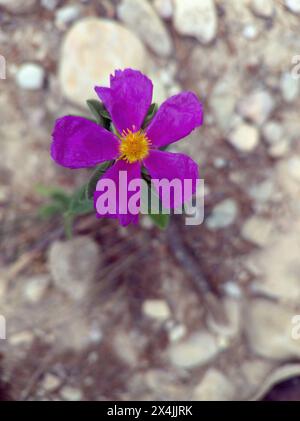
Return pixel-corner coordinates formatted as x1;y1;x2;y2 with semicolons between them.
144;150;199;209
95;69;153;134
145;92;203;148
51;116;119;169
94;159;141;227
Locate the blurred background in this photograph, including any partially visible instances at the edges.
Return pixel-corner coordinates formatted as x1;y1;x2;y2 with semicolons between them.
1;0;300;401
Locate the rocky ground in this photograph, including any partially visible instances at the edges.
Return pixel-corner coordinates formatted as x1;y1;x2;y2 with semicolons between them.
1;0;300;401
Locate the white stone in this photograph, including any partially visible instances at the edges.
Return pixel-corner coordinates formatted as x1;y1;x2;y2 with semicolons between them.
246;299;300;360
42;374;61;392
143;299;171;321
48;237;100;301
249;180;274;203
16;63;45;90
55;5;81;28
41;0;59;11
59;18;148;107
285;0;300;13
23;275;50;303
153;0;173;19
206;199;238;230
241;217;273;247
9;331;34;346
237;91;275;125
169;332;219;368
60;386;82;401
228;124;259;152
262;121;284;145
168;324;187;342
280;72;300;103
243;24;258;40
173;0;218;44
118;0;172;57
287;157;300;182
250;0;274;18
192;369;235;401
268;139;289;158
223;281;242;299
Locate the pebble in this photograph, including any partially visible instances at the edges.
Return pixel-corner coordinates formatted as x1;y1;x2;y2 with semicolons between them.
280;72;300;103
23;274;50;303
153;0;174;19
285;0;300;13
55;5;81;28
117;0;172;57
243;24;258;40
237;90;275;126
168;324;187;343
16;63;45;90
287;157;300;182
42;374;61;392
192;369;235;401
48;237;100;301
173;0;218;44
262;121;284;145
142;299;171;321
41;0;59;11
60;386;82;401
206;199;238;230
9;331;34;346
169;331;219;368
250;0;274;18
228;123;259;152
223;281;242;299
241;216;273;247
246;299;300;360
249;179;274;203
59;18;148;107
268;139;290;158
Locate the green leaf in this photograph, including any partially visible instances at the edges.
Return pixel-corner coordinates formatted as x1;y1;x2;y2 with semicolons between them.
86;99;112;128
142;103;158;129
38;203;64;219
148;213;170;230
68;185;94;216
85;161;113;200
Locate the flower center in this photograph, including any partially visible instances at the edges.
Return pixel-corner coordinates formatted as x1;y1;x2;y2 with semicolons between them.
119;128;151;164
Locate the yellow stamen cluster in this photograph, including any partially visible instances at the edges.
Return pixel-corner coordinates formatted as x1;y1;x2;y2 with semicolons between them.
119;128;151;164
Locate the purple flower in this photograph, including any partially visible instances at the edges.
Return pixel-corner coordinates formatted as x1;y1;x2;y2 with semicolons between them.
51;69;203;226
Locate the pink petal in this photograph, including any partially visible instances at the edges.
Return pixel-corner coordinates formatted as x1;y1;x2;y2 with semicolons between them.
51;116;119;169
95;69;153;134
146;92;203;148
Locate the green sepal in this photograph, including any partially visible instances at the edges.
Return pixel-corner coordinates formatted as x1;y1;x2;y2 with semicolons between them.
142;103;158;129
85;161;113;200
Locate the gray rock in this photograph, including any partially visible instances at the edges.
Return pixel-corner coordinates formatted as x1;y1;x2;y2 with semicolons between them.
48;237;100;301
55;5;81;28
16;63;45;90
59;18;148;107
206;199;238;230
118;0;172;57
60;386;82;401
262;121;284;145
173;0;218;44
23;274;50;303
153;0;174;19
